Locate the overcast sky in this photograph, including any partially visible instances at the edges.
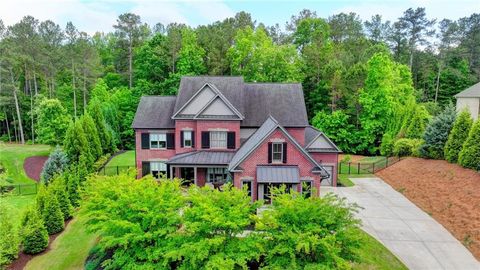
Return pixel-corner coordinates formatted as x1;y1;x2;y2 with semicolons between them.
1;0;479;34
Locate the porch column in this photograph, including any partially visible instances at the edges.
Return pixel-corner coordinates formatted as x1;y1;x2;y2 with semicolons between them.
194;167;197;185
169;165;174;180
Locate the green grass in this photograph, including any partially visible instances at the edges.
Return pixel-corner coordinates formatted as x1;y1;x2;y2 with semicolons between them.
25;212;98;270
0;143;51;184
105;150;135;167
358;156;385;163
338;174;375;187
353;230;407;269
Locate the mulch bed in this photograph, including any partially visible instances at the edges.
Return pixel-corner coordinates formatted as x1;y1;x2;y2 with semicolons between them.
23;156;48;182
7;219;73;270
376;157;480;260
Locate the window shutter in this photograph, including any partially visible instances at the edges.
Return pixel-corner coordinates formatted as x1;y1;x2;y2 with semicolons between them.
180;131;184;148
191;131;195;148
141;133;150;149
282;142;287;163
166;164;171;178
268;142;272;163
166;133;175;149
227;132;235;149
142;161;150;176
202;132;210;149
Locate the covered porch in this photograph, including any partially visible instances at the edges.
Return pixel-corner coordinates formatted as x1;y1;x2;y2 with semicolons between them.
166;151;235;187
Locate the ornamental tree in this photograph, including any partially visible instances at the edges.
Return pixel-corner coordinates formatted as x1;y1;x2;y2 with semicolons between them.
458;119;480;170
19;207;49;254
40;146;69;185
444;109;473;163
420;104;456;159
36;98;71;146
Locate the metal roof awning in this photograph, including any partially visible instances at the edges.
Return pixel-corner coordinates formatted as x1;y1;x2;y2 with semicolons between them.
256;166;300;183
166;151;235;165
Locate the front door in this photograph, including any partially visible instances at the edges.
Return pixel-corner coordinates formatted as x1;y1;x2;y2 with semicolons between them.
180;167;195;186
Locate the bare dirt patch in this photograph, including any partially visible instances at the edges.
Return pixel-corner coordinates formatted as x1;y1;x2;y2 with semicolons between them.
23;156;48;182
376;157;480;260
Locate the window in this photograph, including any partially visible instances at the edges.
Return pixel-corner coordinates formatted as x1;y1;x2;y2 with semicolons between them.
183;131;192;147
272;143;283;162
150;134;166;149
263;183;293;204
210;131;227;148
242;180;252;198
301;181;312;198
150;162;166;179
207;168;229;183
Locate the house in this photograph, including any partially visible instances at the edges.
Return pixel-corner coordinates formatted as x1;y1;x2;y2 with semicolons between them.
455;82;480;121
132;76;341;201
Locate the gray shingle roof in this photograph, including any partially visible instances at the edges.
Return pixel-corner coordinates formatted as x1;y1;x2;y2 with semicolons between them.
228;116;278;171
132;96;176;129
256;166;300;183
173;76;246;116
304;126;342;153
166;151;235;165
455;82;480;98
243;83;309;127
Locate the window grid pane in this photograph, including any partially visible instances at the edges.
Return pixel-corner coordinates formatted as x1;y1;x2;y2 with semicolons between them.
184;131;192;147
210;131;227;148
272;143;283;162
150;134;167;149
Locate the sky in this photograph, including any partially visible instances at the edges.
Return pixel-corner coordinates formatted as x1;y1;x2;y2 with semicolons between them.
1;0;479;34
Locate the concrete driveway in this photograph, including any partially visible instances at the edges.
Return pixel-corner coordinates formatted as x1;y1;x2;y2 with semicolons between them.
321;177;479;270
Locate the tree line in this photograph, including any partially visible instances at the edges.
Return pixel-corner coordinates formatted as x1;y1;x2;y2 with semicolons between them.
0;8;478;154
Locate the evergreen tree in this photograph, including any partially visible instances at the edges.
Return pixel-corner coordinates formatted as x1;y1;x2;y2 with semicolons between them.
40;146;69;185
0;207;19;267
40;187;65;235
20;207;49;254
65;168;81;207
63;120;93;165
88;99;114;154
444;109;473;163
404;105;429;139
420;104;456;159
80;113;102;160
50;176;74;220
458;119;480;170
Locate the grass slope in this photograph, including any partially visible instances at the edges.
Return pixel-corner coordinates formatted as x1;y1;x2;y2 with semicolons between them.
353;230;406;269
106;150;135;167
25;212;97;270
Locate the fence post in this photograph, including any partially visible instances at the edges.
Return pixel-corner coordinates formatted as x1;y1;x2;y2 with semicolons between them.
339;162;342;174
357;163;360;174
348;162;351;174
117;166;119;175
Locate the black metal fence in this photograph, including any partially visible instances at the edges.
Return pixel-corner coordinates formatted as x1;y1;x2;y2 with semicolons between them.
97;165;135;176
0;183;38;196
338;156;402;175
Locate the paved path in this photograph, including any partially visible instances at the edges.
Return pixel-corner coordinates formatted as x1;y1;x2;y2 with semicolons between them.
321;177;479;270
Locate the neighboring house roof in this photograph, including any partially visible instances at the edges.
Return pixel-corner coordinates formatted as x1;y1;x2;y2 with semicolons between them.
228;116;330;178
166;150;235;165
304;126;342;153
256;166;300;183
132;96;176;129
242;83;309;127
455;82;480;98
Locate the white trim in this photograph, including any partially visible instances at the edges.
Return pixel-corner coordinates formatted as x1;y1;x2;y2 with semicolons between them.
171;83;216;119
305;127;341;152
193;96;241;120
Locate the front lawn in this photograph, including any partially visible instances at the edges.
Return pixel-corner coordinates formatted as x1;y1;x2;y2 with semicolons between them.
24;212;97;270
353;230;406;269
0;143;51;184
106;150;135;167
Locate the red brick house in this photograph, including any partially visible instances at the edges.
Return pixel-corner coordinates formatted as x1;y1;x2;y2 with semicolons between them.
132;76;341;201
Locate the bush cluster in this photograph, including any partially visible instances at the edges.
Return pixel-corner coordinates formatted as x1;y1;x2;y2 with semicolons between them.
393;138;423;157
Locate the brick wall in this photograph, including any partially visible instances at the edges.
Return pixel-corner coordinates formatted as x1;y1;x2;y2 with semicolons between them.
233;128;322;200
135;129;176;177
285;127;305;146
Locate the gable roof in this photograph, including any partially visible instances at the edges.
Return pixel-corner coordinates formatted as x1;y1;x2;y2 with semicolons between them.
455;82;480;98
243;83;309;127
304;126;342;153
228;116;330;178
132;96;176;129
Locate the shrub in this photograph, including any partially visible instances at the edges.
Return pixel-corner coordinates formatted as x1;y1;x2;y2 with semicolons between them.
37;184;65;235
458;119;480;170
40;146;69;185
257;189;361;268
444;109;473;163
0;207;19;267
420;104;456;159
393;138;422;157
341;154;352;163
380;133;395;156
50;176;74;220
20;207;49;254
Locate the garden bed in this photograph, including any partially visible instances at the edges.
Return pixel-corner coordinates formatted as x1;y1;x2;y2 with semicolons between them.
23;156;48;182
376;157;480;260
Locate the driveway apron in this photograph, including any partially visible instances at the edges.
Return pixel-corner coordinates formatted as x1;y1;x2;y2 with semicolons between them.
321;177;479;270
